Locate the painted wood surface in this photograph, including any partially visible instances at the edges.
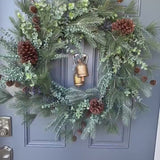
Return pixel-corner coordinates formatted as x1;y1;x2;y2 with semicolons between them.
0;0;160;160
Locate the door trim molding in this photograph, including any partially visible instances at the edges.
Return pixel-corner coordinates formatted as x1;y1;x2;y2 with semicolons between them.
88;124;131;149
88;121;132;149
24;122;66;148
154;111;160;160
135;0;142;17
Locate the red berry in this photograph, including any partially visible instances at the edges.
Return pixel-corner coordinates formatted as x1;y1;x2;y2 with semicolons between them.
117;0;123;3
29;5;38;14
23;87;29;93
150;80;156;86
77;129;82;135
134;67;140;74
141;76;148;82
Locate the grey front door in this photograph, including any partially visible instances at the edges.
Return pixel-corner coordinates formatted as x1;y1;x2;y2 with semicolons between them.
0;0;160;160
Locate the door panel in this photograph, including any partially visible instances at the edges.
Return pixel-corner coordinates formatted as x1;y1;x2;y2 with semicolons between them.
0;0;160;160
89;124;130;149
24;117;65;148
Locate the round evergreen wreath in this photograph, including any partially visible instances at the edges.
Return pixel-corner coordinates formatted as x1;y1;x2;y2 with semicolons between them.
0;0;160;141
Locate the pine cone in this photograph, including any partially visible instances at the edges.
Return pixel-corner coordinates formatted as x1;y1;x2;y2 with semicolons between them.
34;25;41;32
15;82;21;87
32;15;40;24
89;99;104;115
112;19;135;35
0;75;2;80
6;81;14;87
29;5;38;14
17;41;38;65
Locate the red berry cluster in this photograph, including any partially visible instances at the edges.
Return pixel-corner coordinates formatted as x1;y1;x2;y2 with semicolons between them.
134;67;157;86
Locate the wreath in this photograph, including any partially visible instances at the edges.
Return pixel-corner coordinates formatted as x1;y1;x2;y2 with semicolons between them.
0;0;160;142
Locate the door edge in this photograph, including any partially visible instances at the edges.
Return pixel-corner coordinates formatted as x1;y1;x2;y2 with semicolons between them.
154;111;160;160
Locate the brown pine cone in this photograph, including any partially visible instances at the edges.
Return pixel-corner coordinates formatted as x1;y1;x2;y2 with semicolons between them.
34;25;41;32
32;15;40;24
17;40;38;65
15;82;21;87
134;67;140;74
112;19;135;35
89;99;104;115
6;81;14;87
150;80;156;86
141;76;148;82
29;5;38;14
0;75;2;80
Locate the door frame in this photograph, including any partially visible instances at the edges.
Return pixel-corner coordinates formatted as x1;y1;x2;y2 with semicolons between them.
154;111;160;160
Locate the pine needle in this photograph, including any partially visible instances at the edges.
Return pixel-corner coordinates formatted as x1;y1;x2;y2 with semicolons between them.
124;0;137;15
0;89;13;104
145;22;160;36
